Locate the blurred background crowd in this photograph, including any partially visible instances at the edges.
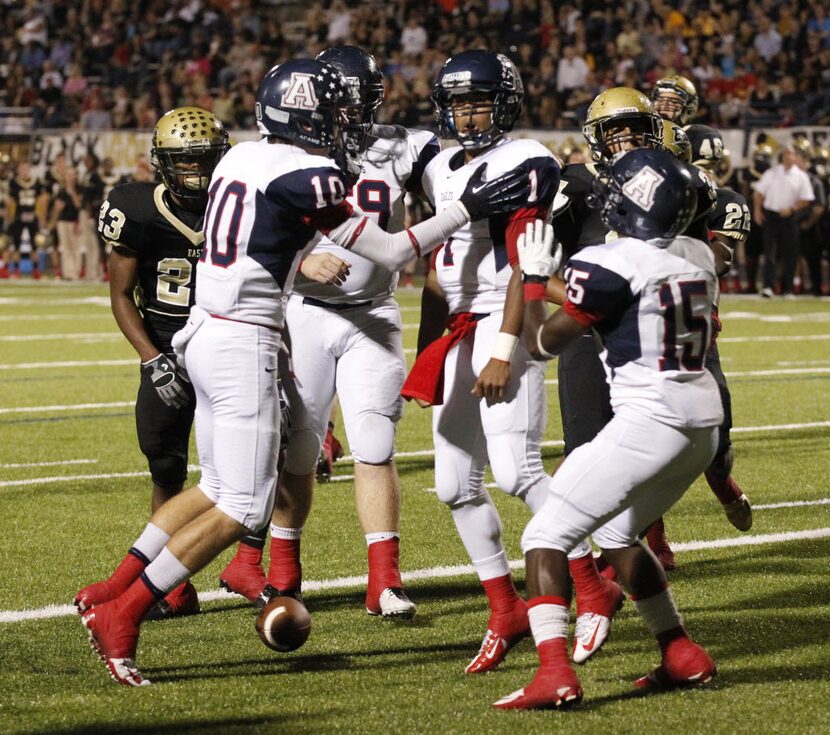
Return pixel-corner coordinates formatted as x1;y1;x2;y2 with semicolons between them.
2;0;830;132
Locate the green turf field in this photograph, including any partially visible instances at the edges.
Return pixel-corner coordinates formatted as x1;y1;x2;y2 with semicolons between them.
1;281;829;735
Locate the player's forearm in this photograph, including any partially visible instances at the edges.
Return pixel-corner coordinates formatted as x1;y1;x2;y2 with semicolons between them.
331;202;469;271
499;267;524;337
111;295;160;363
545;275;566;305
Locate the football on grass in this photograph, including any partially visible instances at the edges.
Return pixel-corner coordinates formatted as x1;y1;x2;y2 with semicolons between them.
256;596;311;652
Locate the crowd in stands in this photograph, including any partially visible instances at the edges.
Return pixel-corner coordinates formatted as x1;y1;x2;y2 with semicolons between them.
2;0;830;133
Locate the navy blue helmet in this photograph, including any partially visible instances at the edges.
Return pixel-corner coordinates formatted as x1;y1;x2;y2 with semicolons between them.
590;148;697;241
255;59;356;149
432;50;523;151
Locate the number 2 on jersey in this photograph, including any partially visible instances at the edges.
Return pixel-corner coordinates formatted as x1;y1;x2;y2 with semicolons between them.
659;280;710;371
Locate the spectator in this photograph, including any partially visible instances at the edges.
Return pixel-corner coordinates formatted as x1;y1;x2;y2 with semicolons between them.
80;93;113;130
50;167;83;281
327;1;351;44
754;15;783;62
556;44;590;104
401;14;428;57
753;146;815;297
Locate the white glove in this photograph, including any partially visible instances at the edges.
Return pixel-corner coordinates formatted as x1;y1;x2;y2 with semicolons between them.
517;220;562;280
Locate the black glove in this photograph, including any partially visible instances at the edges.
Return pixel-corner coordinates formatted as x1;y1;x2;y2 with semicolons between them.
141;353;190;409
459;162;531;221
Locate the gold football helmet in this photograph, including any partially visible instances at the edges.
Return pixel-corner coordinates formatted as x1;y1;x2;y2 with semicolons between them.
651;74;699;125
151;107;229;204
661;120;692;163
749;137;778;178
583;87;663;162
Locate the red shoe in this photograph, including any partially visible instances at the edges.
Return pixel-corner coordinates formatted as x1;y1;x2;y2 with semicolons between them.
80;601;150;686
595;554;619;582
74;579;117;613
645;519;676;572
316;427;343;480
493;664;583;710
573;578;625;664
465;601;529;674
219;556;268;604
634;639;716;691
145;581;200;620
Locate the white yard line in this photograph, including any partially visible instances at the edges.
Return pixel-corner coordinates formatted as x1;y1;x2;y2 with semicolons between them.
0;459;97;469
0;332;121;342
0;313;111;322
0;401;133;415
1;527;827;624
753;498;830;510
719;334;830;343
0;359;134;370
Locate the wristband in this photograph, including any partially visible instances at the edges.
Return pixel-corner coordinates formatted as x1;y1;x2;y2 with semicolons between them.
535;324;557;360
523;282;547;301
491;332;518;362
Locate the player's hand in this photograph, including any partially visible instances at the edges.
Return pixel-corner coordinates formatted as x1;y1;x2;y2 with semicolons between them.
301;253;351;285
140;354;190;409
459;163;531;221
518;220;561;280
472;358;511;404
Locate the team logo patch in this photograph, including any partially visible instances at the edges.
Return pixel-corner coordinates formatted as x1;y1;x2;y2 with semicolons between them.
281;72;319;110
621;165;664;212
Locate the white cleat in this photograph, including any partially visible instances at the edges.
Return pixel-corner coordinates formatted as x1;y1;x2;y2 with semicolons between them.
368;587;416;620
104;657;152;687
573;612;613;664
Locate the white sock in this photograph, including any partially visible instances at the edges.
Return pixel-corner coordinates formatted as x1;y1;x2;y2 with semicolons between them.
472;550;511;581
131;523;170;563
143;547;191;595
633;588;683;637
528;602;569;646
270;524;303;540
522;475;552;514
566;538;594;561
365;531;399;546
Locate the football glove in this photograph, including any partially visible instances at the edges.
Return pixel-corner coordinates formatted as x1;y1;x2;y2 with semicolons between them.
141;353;190;409
459;162;531;221
517;220;561;281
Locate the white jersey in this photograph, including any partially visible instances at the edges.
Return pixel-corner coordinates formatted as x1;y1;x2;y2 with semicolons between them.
196;139;352;329
423;137;560;315
295;125;439;304
563;235;724;429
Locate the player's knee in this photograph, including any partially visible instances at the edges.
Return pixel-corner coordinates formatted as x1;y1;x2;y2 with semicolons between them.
489;458;523;497
148;454;187;490
591;523;636;550
348;412;396;465
435;478;486;508
520;514;568;555
283;428;323;475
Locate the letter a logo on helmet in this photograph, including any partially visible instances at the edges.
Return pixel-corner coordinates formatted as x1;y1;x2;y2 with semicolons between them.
281;73;319;110
621;166;664;212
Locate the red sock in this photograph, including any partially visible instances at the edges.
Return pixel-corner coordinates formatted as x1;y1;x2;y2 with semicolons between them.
537;636;570;669
107;551;149;597
268;537;302;591
704;471;743;505
236;539;264;565
121;575;162;624
367;538;402;590
482;573;522;617
656;625;689;656
569;553;606;600
646;518;669;546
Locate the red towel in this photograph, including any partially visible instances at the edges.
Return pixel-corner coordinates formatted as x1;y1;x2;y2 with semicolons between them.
401;312;481;406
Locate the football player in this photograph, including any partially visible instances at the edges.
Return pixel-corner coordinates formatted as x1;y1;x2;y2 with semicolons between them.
5;160;49;278
496;148;720;710
650;74;699;126
219;45;440;619
74;58;531;686
404;50;623;674
78;107;230;620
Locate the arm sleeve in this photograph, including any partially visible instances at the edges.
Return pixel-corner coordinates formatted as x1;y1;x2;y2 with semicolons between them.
327;202;470;271
563;257;634;325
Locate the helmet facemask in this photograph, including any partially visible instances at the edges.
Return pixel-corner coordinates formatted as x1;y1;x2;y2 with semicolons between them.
153;145;226;205
585;112;663;163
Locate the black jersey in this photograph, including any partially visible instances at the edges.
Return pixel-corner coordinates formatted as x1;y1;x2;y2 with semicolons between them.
683;163;718;241
8;177;46;224
552;162;610;258
708;187;751;240
99;182;204;350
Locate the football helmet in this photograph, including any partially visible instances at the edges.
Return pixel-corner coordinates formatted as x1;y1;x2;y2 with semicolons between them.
151;107;229;205
749;137;778;178
316;45;384;153
661;120;692;163
432;50;523;151
255;59;356;149
651;74;699;125
589;148;697;241
684;124;725;171
582;87;663;162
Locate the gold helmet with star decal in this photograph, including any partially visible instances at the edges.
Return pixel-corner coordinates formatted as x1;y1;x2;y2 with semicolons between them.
151;107;229;205
583;87;663;162
661;120;692;163
651;74;699;125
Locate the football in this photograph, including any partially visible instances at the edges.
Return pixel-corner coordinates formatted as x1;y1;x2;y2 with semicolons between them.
255;596;311;652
